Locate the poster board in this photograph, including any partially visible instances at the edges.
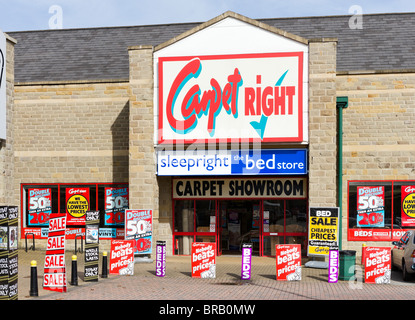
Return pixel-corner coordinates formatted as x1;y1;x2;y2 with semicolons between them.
191;242;216;278
156;241;166;277
110;240;134;275
276;244;301;281
308;207;339;257
43;213;67;293
363;246;391;284
125;209;153;255
84;211;100;282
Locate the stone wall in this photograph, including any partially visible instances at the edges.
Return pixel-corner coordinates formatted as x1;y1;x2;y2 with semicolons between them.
337;71;415;252
0;34;16;206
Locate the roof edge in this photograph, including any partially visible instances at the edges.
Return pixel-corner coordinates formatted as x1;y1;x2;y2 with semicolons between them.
154;11;309;52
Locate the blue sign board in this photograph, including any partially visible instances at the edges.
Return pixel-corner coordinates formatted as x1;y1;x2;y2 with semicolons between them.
157;149;307;176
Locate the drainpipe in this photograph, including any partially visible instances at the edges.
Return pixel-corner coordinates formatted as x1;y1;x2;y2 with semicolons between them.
336;96;348;251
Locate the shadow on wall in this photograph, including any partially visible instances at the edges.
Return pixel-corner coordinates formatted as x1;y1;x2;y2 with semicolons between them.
111;101;129;182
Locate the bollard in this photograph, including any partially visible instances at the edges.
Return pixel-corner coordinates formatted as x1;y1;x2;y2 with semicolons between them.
70;255;78;286
102;251;108;278
29;260;38;297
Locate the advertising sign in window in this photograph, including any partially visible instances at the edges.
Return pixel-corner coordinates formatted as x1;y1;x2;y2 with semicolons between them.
357;186;384;227
401;185;415;226
28;188;52;226
104;187;129;226
65;187;89;226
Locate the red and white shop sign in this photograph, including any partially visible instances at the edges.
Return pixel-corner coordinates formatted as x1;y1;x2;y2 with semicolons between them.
43;213;67;293
363;246;391;284
276;244;301;281
348;228;407;241
109;240;135;275
65;187;89;226
158;52;304;144
191;242;216;278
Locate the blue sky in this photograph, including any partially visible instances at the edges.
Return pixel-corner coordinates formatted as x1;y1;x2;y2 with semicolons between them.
1;0;414;32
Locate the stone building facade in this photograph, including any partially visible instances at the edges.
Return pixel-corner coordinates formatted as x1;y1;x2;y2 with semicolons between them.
1;11;415;259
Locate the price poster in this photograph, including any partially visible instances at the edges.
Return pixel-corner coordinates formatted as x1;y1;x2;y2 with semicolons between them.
104;187;129;226
363;246;391;284
191;242;216;278
308;207;339;256
276;244;301;281
125;209;153;255
357;186;385;227
401;186;415;226
28;188;52;226
43;213;67;293
66;187;89;226
110;240;134;275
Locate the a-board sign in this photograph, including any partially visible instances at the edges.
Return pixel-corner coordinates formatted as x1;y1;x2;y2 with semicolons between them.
43;213;67;293
191;242;216;278
84;211;100;282
363;246;391;284
110;240;134;275
276;244;301;281
308;207;339;256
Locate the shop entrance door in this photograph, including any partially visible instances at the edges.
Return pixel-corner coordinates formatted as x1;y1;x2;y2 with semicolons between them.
218;200;261;255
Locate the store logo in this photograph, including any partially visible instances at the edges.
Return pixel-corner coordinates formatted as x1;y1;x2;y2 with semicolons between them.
166;58;295;139
159;52;304;144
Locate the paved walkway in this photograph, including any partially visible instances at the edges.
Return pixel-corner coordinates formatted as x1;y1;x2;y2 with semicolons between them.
16;248;415;303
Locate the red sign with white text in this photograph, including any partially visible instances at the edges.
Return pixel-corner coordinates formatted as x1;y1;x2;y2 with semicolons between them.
66;187;89;226
363;246;391;284
110;240;135;275
43;213;67;293
158;52;305;144
191;242;216;278
276;244;301;281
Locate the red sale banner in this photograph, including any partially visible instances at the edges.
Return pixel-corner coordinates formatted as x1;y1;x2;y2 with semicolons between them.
363;246;391;284
191;242;216;278
110;240;135;275
66;187;89;226
43;213;67;293
276;244;301;281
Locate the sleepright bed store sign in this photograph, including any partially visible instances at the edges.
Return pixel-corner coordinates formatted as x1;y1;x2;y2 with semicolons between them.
158;149;307;176
158;52;305;144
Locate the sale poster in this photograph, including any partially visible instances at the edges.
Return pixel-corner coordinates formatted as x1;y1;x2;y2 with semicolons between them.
84;211;100;282
357;186;385;227
125;209;153;255
110;240;135;275
191;242;216;278
363;246;391;284
328;249;339;283
104;187;129;226
308;207;339;256
156;241;166;277
66;187;89;226
401;186;415;226
276;244;301;281
28;188;52;226
241;243;252;280
43;213;67;293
